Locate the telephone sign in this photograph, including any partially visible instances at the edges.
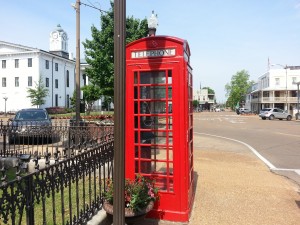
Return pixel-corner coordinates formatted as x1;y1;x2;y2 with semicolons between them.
131;48;176;58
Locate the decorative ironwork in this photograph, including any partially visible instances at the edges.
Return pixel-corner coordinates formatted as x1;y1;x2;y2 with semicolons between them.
0;119;114;224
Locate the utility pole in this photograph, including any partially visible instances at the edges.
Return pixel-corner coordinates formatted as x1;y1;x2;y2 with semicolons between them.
75;0;81;123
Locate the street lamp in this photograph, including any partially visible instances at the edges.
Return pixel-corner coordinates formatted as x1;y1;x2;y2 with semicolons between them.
113;1;126;224
270;64;288;111
3;97;8;116
147;10;158;36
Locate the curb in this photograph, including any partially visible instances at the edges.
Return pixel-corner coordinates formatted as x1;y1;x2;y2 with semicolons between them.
87;209;108;225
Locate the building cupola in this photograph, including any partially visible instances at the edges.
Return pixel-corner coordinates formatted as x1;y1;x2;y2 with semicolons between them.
49;24;69;59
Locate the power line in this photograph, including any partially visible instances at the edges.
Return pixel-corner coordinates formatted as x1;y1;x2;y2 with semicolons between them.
80;1;109;14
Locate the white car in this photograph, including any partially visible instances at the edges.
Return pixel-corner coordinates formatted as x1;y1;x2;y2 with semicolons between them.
238;108;251;114
259;108;292;121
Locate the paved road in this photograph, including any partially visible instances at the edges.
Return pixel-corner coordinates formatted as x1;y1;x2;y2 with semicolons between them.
194;111;300;184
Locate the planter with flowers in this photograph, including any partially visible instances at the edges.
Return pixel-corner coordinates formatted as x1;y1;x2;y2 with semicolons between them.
102;175;159;224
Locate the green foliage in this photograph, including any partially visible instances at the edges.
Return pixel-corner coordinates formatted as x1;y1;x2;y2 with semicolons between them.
27;77;49;108
202;86;215;94
103;174;159;212
81;84;102;115
70;90;77;111
193;100;199;108
82;1;148;99
225;70;254;109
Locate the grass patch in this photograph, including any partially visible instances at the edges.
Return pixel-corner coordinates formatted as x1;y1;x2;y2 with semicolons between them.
0;171;106;224
50;111;114;118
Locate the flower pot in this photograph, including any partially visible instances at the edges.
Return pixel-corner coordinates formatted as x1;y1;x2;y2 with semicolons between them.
103;201;154;225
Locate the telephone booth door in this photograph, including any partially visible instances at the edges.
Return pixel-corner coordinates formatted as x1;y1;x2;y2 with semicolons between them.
126;36;194;222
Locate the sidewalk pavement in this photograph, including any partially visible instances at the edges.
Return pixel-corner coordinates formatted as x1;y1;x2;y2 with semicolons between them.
89;131;300;225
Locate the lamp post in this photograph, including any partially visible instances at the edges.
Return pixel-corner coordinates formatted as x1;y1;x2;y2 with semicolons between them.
296;81;300;120
3;97;8;116
271;64;288;111
113;1;126;224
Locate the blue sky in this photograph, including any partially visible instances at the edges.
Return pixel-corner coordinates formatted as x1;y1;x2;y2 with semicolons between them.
1;0;300;102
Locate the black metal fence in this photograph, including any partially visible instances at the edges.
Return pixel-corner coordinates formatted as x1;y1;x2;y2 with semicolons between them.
0;119;114;225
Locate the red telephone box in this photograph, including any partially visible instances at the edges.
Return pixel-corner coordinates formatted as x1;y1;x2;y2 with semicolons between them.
125;36;194;222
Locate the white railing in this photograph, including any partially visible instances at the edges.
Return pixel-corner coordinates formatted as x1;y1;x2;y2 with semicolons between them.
251;97;298;103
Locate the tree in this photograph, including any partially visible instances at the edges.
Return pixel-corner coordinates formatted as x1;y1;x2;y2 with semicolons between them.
202;87;215;94
81;84;102;115
193;100;199;109
70;90;77;112
83;1;148;98
225;70;254;110
27;77;49;108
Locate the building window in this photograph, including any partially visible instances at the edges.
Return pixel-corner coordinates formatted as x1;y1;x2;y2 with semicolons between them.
292;77;297;84
15;59;19;68
2;60;6;69
45;60;49;69
83;74;87;86
15;77;19;87
46;78;49;87
55;94;58;107
67;94;70;108
2;77;6;87
55;63;58;71
275;78;280;85
66;70;69;87
28;58;32;67
28;76;32;86
55;79;58;88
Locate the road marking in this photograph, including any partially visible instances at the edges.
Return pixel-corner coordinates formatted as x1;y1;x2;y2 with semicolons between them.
195;117;246;123
275;132;300;138
271;168;300;174
195;132;300;173
195;132;276;169
228;120;246;124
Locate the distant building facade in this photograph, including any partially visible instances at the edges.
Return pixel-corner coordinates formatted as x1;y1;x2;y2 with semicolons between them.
193;88;215;110
246;66;300;116
0;25;88;112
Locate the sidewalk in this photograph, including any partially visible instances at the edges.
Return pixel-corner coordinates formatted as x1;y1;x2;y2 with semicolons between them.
188;134;300;225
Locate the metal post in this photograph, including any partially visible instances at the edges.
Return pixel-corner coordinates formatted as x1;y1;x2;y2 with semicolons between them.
75;0;81;123
3;97;7;117
285;66;288;112
113;0;126;224
297;82;300;119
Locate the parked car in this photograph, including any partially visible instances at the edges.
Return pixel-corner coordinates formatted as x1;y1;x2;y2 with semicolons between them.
238;108;251;114
259;108;292;121
8;108;53;143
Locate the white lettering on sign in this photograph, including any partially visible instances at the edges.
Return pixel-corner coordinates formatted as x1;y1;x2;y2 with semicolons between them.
131;49;176;58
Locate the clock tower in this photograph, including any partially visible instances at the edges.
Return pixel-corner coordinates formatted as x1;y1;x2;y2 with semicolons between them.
49;24;69;59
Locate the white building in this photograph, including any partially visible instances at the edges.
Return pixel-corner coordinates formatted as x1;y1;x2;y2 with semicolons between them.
193;88;215;110
247;66;300;116
0;25;88;112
